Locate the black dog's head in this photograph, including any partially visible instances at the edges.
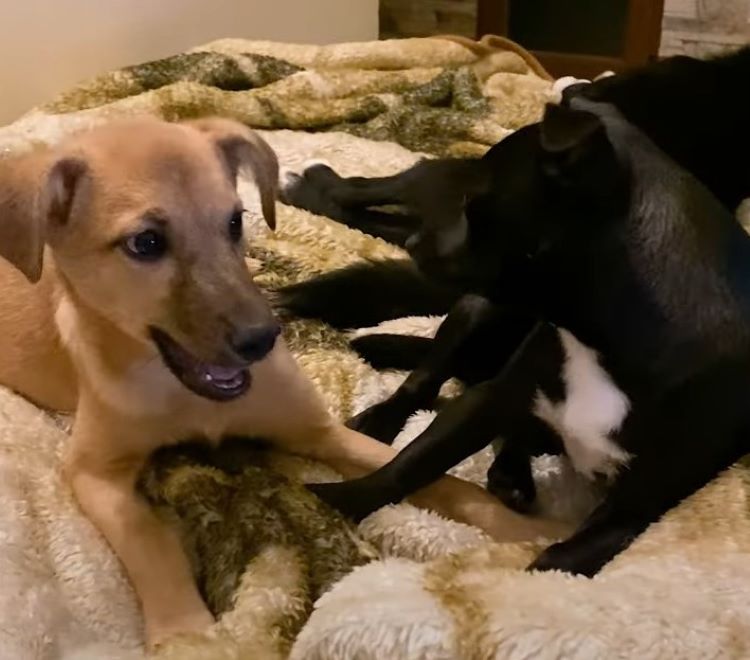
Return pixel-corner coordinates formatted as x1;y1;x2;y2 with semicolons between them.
407;102;631;293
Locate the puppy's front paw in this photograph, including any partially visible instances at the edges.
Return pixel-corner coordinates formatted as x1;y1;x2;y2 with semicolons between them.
307;480;393;522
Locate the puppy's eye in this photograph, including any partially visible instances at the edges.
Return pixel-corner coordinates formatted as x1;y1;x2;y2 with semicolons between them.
122;229;168;261
228;210;244;243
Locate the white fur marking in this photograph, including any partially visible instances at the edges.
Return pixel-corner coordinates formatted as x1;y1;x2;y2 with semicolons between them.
533;329;631;478
552;76;591;96
279;167;300;192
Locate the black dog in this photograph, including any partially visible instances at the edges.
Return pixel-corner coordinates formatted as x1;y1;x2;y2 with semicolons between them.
279;47;750;513
284;98;750;577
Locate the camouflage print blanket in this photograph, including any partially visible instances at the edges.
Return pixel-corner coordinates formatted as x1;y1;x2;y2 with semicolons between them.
1;35;552;158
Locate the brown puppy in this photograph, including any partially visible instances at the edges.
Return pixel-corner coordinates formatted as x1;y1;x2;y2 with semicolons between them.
0;117;563;647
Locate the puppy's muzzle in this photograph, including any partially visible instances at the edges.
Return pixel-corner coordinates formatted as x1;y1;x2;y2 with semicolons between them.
228;322;281;364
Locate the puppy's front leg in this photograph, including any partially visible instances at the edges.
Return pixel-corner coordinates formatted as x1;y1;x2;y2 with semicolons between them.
310;423;569;542
66;417;212;648
239;338;567;542
308;323;559;524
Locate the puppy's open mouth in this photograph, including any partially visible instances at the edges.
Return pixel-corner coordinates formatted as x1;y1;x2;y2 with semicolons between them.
150;327;250;402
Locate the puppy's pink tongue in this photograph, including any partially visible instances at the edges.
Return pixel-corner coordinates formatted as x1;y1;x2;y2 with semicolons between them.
205;365;244;381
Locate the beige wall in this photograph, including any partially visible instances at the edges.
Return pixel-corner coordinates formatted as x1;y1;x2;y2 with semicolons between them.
0;0;378;124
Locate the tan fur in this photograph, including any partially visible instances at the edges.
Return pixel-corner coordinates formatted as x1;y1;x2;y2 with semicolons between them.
0;117;564;648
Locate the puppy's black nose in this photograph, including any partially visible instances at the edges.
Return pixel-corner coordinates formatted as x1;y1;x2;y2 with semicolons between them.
230;323;281;363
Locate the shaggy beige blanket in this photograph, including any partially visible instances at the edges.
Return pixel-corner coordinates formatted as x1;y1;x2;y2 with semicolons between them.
0;36;749;660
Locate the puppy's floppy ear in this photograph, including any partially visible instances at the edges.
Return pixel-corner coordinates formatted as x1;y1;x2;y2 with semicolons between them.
186;118;279;230
0;153;87;283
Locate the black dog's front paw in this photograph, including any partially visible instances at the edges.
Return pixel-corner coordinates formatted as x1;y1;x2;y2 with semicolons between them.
346;401;409;444
485;451;537;514
279;164;347;221
528;539;610;577
307;479;393;522
486;477;536;514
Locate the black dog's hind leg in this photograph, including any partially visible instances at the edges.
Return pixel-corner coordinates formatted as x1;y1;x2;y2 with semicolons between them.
308;322;556;521
528;444;737;577
529;377;748;577
347;295;534;443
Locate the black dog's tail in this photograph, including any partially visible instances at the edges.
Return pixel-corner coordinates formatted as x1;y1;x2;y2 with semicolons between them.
276;259;460;329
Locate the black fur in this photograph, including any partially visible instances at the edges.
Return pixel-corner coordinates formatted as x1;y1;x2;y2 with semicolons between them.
349;334;434;372
309;101;750;577
279;47;750;329
564;48;750;212
277;259;460;329
279;48;750;575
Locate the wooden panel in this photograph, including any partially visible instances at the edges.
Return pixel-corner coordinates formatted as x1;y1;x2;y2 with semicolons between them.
476;0;507;38
623;0;665;64
476;0;665;78
532;52;626;79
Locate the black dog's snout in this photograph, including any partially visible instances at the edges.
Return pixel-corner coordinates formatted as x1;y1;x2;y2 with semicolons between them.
229;323;281;363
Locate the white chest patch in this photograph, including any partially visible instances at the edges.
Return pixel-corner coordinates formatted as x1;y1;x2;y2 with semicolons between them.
533;328;631;479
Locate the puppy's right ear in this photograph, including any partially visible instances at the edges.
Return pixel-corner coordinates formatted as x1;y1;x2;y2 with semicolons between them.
0;154;87;283
185;118;279;230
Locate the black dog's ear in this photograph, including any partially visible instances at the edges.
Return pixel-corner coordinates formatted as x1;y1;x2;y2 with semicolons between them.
541;103;603;153
539;103;613;191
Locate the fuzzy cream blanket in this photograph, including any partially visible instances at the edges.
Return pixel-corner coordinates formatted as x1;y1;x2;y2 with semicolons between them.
0;36;749;660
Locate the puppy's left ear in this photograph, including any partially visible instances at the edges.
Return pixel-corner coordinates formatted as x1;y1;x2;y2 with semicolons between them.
186;118;279;230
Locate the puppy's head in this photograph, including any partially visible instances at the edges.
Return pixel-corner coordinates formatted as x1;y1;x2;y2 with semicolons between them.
411;103;629;290
0;117;281;402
